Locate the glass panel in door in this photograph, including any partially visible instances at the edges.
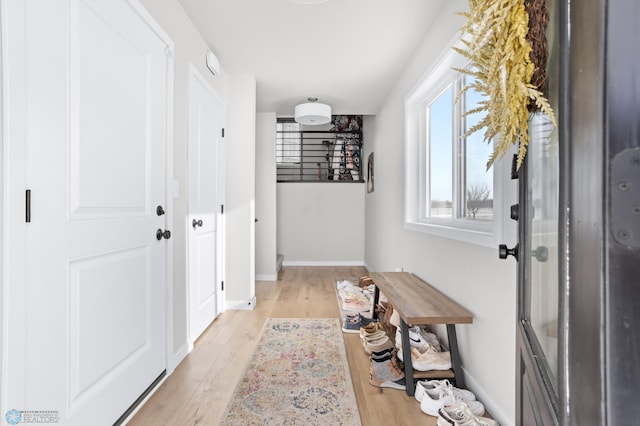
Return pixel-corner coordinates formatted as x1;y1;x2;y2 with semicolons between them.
525;112;559;392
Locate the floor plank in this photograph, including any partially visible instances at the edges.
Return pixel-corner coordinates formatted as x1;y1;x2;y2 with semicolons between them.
128;266;436;425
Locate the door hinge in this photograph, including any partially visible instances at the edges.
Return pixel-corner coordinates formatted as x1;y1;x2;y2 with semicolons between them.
510;154;519;180
221;281;224;291
221;204;224;214
25;189;31;223
164;46;175;59
221;128;225;138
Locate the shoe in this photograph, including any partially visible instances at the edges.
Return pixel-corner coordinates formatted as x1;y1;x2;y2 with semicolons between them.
336;280;360;295
358;276;374;287
369;350;406;390
389;309;401;328
413;346;451;371
370;346;395;360
395;326;427;349
342;313;376;334
415;380;476;403
361;284;376;298
342;314;361;333
420;387;485;417
395;326;441;351
419;326;442;351
437;401;498;425
361;330;387;350
364;335;394;355
397;346;451;371
359;322;385;340
342;297;371;312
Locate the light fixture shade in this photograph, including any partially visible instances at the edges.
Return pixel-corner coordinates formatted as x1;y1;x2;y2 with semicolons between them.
294;102;332;125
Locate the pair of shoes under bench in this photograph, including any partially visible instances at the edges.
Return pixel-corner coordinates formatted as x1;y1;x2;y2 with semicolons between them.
342;313;376;333
369;347;406;390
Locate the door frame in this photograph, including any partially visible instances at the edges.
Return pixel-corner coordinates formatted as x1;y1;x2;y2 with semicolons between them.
186;64;226;350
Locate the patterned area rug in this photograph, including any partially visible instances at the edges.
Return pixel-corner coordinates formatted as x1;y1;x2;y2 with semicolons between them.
220;318;362;425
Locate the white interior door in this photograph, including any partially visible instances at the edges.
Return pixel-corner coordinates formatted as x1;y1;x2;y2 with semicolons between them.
187;66;225;344
2;1;172;424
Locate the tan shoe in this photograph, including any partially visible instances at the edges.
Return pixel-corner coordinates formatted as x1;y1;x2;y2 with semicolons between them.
359;322;385;339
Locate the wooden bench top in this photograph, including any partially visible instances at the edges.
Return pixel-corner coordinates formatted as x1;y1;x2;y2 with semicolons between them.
371;272;473;325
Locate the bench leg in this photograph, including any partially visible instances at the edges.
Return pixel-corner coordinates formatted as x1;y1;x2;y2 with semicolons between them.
446;324;465;388
371;285;380;320
400;319;415;396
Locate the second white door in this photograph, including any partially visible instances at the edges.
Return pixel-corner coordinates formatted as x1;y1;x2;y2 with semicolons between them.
187;66;225;344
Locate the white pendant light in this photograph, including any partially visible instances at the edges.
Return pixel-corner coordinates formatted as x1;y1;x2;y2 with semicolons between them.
294;98;332;125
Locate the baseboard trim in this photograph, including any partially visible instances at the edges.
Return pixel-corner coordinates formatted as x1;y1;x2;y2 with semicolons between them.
462;367;514;426
170;342;190;373
363;263;373;272
256;274;278;281
281;260;365;267
225;296;257;310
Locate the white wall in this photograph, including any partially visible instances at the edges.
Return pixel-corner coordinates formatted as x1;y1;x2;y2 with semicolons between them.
277;183;365;265
138;0;229;362
255;113;278;280
364;1;517;424
225;74;257;308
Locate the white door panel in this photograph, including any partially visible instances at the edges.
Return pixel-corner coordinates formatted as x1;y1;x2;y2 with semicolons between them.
195;233;217;307
188;67;224;344
3;0;171;423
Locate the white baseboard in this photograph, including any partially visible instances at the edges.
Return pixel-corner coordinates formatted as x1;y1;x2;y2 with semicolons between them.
170;342;190;373
281;260;365;267
462;367;514;426
256;274;278;281
225;296;257;310
363;263;373;272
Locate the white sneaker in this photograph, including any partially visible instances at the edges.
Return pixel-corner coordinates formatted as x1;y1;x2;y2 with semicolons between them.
420;326;442;351
436;401;498;425
420;387;485;417
398;346;451;371
395;326;434;350
415;380;476;403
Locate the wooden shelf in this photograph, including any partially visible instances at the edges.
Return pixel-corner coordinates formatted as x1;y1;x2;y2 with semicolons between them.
413;369;456;380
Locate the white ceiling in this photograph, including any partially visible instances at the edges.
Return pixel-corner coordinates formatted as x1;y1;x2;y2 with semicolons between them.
177;0;447;115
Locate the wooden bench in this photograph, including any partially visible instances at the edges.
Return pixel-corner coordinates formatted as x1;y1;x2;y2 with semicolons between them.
371;272;473;396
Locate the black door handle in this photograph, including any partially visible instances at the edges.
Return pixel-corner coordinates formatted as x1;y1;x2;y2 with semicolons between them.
156;229;171;240
192;219;203;229
499;243;519;261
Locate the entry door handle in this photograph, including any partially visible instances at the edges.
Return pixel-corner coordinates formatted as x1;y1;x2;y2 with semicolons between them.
192;219;203;229
156;229;171;240
498;243;519;261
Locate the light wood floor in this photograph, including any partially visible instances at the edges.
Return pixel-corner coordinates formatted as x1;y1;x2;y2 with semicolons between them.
128;266;437;425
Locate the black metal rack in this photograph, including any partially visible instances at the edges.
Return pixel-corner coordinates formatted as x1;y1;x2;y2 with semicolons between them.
276;129;363;182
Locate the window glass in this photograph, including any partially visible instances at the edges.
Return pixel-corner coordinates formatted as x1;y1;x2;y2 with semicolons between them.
428;86;453;218
463;80;493;220
276;121;301;164
404;43;507;247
